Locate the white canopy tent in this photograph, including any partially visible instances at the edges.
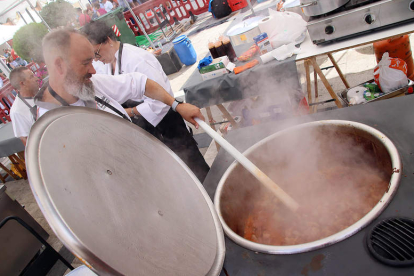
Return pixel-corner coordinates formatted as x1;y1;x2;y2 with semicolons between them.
0;0;48;76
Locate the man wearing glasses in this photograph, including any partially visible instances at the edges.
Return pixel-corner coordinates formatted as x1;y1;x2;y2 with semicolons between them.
83;21;210;182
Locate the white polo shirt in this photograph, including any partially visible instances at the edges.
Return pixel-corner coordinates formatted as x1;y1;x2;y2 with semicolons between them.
10;96;35;138
93;43;173;127
104;1;113;12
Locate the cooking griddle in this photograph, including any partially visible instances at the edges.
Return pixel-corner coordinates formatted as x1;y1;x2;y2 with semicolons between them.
203;95;414;275
25;107;225;276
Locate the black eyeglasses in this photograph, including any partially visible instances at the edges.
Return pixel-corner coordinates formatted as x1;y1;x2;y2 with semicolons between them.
95;43;103;59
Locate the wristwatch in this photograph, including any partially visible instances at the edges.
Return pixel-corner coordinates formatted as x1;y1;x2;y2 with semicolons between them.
130;107;138;118
171;99;183;112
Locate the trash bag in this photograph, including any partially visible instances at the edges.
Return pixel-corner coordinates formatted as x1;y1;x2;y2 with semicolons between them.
374;52;408;93
260;9;307;49
209;0;232;19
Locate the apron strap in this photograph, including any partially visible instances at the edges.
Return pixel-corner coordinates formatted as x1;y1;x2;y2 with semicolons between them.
17;93;38;123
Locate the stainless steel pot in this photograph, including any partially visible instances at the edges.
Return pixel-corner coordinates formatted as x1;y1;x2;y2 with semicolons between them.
214;120;402;254
286;0;350;16
226;16;265;46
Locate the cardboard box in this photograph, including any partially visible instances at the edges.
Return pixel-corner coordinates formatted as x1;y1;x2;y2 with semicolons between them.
199;56;230;74
201;68;228;81
254;33;273;55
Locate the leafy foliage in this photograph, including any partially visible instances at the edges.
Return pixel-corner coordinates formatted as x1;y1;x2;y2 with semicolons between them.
40;0;77;29
13;23;48;63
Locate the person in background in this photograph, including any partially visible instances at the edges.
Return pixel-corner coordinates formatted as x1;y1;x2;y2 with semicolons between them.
7;56;18;69
93;2;107;17
83;21;210;182
10;49;19;60
9;67;39;146
126;0;135;7
77;8;91;26
0;71;5;88
102;0;113;12
3;49;10;58
86;4;94;19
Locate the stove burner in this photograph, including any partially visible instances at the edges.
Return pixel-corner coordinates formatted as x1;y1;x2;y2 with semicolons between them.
309;0;382;21
367;217;414;267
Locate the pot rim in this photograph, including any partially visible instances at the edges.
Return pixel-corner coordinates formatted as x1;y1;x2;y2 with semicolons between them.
214;120;402;254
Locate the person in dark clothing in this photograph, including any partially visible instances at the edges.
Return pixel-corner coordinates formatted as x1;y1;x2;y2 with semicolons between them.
82;21;210;182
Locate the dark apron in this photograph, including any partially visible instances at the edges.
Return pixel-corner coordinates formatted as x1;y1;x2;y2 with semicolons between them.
117;43;210;182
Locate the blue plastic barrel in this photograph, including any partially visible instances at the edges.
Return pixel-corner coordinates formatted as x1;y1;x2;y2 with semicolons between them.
172;35;197;66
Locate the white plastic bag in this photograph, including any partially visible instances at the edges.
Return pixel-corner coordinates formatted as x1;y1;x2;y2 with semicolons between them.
261;9;307;49
374;52;408;93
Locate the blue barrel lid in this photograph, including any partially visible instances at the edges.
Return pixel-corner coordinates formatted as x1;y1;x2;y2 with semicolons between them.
173;35;188;44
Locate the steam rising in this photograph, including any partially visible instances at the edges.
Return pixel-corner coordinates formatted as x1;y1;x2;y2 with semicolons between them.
220;124;391;246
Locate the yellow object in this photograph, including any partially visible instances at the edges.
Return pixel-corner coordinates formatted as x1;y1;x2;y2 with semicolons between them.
240;34;247;41
11;164;24;178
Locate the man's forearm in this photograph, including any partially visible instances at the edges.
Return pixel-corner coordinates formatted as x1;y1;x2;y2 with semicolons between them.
144;79;175;107
19;137;27;146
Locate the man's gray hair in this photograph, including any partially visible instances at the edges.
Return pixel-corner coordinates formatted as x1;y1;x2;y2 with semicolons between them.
42;28;79;61
9;66;30;90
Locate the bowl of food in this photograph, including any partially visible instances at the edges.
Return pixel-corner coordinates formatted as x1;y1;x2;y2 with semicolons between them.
214;120;402;254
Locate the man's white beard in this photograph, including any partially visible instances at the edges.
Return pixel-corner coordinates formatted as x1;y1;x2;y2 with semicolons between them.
64;73;95;102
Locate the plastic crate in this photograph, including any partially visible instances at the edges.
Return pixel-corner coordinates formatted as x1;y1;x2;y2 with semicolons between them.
228;0;248;12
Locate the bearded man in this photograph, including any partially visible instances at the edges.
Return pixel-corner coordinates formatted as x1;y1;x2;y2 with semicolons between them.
34;28;210;180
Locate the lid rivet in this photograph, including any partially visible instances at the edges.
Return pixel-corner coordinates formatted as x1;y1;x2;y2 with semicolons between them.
107;170;112;175
158;210;163;216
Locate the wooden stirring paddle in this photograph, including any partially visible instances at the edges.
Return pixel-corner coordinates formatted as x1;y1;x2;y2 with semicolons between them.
195;118;300;212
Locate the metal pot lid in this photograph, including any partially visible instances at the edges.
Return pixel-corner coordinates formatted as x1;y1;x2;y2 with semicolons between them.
226;16;265;36
26;107;225;276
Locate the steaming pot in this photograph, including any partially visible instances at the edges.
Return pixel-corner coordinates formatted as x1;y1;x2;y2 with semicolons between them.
214;120;401;254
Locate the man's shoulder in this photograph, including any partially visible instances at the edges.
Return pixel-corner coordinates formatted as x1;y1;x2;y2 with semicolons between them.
123;44;161;70
10;97;23;114
124;44;153;59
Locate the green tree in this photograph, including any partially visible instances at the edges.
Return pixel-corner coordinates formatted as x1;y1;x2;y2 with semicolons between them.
40;0;77;29
13;23;48;63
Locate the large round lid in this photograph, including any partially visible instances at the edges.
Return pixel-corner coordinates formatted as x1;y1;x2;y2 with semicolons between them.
26;107;225;276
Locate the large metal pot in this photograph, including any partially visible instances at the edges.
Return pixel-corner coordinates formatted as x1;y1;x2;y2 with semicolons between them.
287;0;350;16
226;16;265;47
214;120;402;254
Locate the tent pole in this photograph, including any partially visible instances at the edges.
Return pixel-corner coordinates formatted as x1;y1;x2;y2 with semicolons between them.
18;11;27;24
122;0;156;48
26;0;51;31
25;7;35;22
246;0;255;16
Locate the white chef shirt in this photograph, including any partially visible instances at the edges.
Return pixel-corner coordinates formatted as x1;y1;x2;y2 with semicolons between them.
37;73;148;120
10;96;35;138
92;43;173;127
104;1;113;12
